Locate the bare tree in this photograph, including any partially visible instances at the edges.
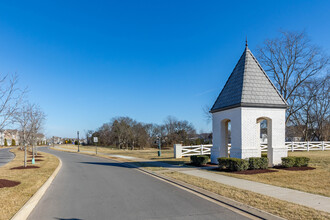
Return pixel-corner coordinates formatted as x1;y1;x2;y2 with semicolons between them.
85;130;94;145
29;105;46;157
131;123;150;150
313;75;330;140
202;105;212;124
0;73;26;130
163;116;196;146
110;117;135;149
257;30;329;124
290;74;329;141
15;103;45;167
15;103;34;167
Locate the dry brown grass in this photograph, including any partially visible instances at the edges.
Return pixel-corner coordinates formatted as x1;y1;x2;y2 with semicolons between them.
56;145;330;196
163;171;330;220
52;146;167;171
210;151;330;197
0;148;59;220
52;145;330;219
55;144;190;165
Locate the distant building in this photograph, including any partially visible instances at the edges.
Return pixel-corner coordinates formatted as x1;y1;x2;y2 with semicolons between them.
0;129;20;146
0;129;46;146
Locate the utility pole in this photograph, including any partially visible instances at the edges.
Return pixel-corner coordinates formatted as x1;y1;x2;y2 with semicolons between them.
77;131;80;152
53;136;55;148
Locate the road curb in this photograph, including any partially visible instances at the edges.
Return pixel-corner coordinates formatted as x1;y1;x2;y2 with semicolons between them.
11;155;63;220
49;147;284;219
121;162;285;220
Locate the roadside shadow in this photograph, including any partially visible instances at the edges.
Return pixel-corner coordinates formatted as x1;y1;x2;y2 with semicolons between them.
54;218;83;220
79;161;190;169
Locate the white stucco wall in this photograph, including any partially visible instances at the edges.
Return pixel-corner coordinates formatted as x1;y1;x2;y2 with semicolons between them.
211;108;241;164
211;107;287;166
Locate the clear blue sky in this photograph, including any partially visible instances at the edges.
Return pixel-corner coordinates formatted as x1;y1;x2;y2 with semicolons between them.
0;0;329;138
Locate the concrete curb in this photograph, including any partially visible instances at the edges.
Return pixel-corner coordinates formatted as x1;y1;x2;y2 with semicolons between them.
11;155;63;220
49;147;284;219
121;162;285;220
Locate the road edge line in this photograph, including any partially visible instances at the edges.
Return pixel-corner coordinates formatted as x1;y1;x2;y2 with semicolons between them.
49;147;284;219
11;154;63;220
123;163;285;220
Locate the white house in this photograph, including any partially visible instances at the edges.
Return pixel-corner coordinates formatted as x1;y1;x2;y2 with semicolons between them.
210;43;288;166
0;129;20;146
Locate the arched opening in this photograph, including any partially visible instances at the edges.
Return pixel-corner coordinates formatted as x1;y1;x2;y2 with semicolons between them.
256;117;272;164
220;119;231;158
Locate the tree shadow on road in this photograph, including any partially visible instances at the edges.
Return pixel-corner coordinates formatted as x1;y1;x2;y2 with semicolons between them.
79;161;191;169
55;218;83;220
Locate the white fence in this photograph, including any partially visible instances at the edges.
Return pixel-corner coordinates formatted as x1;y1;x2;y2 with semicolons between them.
174;141;330;158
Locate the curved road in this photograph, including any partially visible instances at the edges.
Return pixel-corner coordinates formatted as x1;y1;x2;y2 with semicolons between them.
28;148;250;220
0;147;14;167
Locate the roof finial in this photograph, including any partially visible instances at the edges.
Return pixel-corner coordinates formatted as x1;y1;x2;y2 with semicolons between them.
245;36;248;47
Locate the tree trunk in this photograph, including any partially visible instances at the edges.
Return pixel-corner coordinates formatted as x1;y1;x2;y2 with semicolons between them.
24;144;27;167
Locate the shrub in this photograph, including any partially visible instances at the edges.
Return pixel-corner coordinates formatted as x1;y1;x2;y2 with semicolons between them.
248;157;268;170
230;158;249;171
248;157;260;170
190;155;209;166
217;157;249;171
295;157;310;167
259;157;269;169
4;138;7;146
11;139;16;146
282;157;296;168
281;156;310;168
218;157;230;169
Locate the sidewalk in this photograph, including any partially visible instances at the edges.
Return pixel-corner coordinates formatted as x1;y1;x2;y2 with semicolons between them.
53;146;330;213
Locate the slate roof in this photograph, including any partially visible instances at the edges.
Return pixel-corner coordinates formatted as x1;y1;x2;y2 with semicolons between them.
210;45;288;113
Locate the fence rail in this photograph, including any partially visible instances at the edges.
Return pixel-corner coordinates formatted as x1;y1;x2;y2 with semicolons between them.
174;141;330;158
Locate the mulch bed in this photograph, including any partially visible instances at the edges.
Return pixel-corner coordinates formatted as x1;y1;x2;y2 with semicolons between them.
0;179;21;188
232;169;278;175
27;159;44;162
29;155;44;158
187;162;315;174
186;162;218;167
211;167;278;174
273;166;316;171
10;166;40;170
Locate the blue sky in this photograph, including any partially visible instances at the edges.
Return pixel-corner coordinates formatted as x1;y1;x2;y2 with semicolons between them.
0;0;329;138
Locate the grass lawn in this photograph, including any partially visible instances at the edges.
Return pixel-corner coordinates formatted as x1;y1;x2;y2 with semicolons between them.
0;148;59;220
56;144;190;165
210;151;330;197
57;145;330;196
53;145;330;219
163;171;330;220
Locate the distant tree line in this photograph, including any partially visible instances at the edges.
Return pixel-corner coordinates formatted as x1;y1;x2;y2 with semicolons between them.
86;116;211;149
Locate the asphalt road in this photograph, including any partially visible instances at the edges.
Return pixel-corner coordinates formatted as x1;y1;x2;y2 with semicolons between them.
0;147;14;167
28;148;250;220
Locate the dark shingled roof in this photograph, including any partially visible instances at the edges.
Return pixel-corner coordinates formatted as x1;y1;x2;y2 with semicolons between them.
211;46;288;113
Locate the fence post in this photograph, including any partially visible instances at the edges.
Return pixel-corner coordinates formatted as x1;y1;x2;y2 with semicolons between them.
291;141;294;152
307;141;309;151
174;144;182;158
322;141;325;151
201;145;204;155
